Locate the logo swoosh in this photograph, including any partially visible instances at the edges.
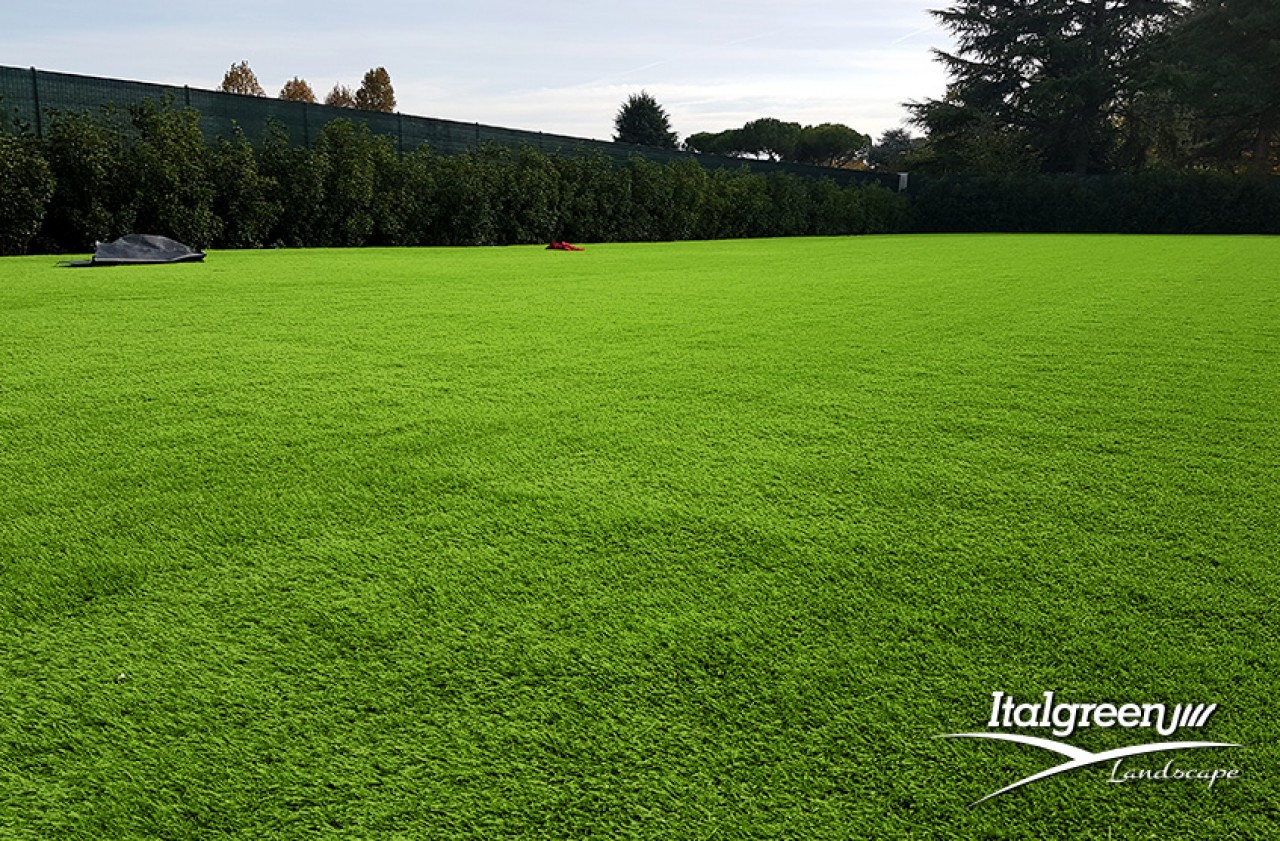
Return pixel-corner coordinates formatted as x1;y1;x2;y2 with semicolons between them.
939;733;1241;805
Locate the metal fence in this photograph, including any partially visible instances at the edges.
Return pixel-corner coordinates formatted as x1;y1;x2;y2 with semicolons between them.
0;65;900;189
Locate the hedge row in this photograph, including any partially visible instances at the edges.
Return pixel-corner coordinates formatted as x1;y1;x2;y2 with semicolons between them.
0;101;909;256
907;172;1280;234
9;100;1274;255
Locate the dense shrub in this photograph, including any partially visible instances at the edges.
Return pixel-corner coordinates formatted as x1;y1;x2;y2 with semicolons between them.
555;152;632;243
259;121;329;247
704;168;771;240
907;171;1280;234
625;156;676;242
663;158;711;241
484;145;560;245
860;185;908;234
314;119;393;247
0;132;54;256
763;173;811;237
212;126;280;248
374;145;437;247
37;109;132;250
426;150;499;246
126;99;221;248
807;178;864;236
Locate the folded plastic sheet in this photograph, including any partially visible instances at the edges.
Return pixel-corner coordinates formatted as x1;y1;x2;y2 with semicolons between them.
61;235;206;267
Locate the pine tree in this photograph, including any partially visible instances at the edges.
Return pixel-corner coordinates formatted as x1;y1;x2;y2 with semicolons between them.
739;118;802;161
792;124;870;168
867;128;922;171
1163;0;1280;175
910;0;1177;174
613;91;678;149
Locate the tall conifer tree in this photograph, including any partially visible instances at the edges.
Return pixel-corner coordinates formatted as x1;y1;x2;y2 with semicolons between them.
1163;0;1280;175
911;0;1176;174
613;92;679;149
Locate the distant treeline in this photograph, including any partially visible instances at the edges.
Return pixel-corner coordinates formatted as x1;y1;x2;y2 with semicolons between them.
0;101;908;256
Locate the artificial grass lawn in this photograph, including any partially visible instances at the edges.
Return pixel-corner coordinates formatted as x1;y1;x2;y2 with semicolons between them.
0;235;1276;839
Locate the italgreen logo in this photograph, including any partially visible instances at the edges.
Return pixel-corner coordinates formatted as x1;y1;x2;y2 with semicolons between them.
942;692;1242;805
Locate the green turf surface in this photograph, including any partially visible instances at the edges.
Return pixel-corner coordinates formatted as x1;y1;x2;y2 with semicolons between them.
1;235;1276;839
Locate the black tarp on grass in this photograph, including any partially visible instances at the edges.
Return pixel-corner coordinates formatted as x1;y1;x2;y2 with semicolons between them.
62;235;206;267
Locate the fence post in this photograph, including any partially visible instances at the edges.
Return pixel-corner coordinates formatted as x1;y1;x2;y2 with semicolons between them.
29;67;42;139
184;85;191;108
398;112;404;154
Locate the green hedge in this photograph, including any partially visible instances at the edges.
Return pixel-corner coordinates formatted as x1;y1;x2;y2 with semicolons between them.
0;101;909;256
907;172;1280;234
0;133;54;256
8;100;1279;255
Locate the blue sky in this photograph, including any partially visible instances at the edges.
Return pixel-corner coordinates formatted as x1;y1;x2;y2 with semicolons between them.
1;1;954;142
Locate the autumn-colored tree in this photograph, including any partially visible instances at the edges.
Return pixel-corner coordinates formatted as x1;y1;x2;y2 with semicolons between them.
354;67;396;113
279;77;317;103
325;84;356;109
219;61;265;97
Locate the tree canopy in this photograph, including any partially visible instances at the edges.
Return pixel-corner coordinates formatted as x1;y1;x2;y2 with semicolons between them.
279;77;317;104
325;84;356;109
684;130;754;157
685;119;869;168
866;129;924;172
613;92;679;149
219;61;265;97
793;123;871;168
738;118;803;161
910;0;1178;175
355;67;397;113
1161;0;1280;175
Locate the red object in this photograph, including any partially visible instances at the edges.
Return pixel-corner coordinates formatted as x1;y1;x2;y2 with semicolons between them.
547;241;584;251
